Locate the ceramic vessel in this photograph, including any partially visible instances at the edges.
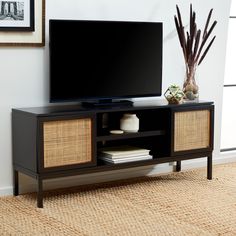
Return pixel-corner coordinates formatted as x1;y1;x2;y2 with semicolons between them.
120;113;139;133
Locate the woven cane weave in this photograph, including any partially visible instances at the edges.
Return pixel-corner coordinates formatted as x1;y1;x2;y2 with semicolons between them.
174;110;210;152
43;118;92;168
1;162;236;235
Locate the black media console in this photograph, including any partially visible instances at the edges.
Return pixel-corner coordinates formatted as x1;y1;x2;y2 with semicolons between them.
12;101;214;208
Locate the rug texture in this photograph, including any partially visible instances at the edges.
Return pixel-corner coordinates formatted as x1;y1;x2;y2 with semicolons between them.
0;163;236;236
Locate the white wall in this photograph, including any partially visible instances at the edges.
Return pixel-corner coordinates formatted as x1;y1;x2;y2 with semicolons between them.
0;0;232;195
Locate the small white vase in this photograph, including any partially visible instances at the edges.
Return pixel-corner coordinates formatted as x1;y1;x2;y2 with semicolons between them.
120;113;139;133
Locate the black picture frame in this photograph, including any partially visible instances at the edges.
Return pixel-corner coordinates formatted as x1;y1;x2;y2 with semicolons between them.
0;0;34;31
0;0;45;46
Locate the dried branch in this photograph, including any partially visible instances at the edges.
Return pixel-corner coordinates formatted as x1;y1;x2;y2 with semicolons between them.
176;5;187;53
174;16;187;62
176;5;184;32
198;36;216;65
190;4;193;37
203;9;213;39
174;4;217;67
195;20;217;63
193;29;201;60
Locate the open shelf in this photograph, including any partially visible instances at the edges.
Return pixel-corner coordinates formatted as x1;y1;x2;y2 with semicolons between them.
96;130;165;142
37;151;213;180
96;151;212;168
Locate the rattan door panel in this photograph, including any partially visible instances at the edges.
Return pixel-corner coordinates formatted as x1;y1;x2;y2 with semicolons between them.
43;118;92;168
174;110;210;152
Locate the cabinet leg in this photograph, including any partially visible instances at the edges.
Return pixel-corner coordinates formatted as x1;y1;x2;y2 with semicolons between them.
207;155;213;180
176;161;181;172
37;178;43;208
13;170;19;196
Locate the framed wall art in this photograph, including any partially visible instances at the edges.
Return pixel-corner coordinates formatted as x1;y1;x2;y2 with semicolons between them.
0;0;34;31
0;0;45;46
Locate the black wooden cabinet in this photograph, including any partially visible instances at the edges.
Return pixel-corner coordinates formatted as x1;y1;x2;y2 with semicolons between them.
12;101;214;208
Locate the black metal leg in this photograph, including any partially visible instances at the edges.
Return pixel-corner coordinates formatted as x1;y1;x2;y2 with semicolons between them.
207;155;213;180
37;178;43;208
13;170;19;196
176;161;181;172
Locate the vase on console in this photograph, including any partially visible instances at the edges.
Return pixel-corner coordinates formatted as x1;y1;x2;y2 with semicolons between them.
183;65;199;101
120;114;139;133
174;4;217;101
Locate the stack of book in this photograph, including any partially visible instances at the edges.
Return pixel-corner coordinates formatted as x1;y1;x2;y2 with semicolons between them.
99;145;152;164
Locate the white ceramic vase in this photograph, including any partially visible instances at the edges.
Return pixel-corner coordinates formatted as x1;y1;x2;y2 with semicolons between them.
120;113;139;133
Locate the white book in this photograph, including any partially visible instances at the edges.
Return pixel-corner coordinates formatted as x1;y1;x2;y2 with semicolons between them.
98;152;152;160
100;154;153;164
99;145;150;158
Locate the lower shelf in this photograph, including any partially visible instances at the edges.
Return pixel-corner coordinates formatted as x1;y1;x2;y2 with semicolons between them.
14;151;212;180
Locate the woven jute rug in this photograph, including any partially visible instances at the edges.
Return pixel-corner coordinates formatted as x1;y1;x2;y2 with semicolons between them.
1;163;236;236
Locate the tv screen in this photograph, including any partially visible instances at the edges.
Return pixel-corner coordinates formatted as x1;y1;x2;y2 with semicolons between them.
49;19;163;103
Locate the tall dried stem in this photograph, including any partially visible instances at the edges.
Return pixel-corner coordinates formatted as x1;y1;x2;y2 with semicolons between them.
174;4;217;99
174;4;217;67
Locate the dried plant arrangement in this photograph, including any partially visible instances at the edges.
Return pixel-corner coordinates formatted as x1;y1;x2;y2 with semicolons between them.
174;4;217;100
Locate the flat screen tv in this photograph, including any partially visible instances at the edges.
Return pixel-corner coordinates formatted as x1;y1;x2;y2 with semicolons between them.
49;19;163;106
